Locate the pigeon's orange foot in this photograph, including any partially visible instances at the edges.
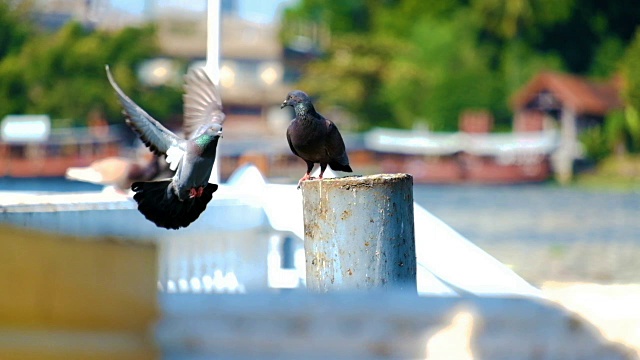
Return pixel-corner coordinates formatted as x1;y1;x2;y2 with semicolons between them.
189;186;205;198
296;174;313;189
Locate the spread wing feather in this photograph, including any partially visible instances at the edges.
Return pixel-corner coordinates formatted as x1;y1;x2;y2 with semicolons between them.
182;67;225;140
105;65;183;156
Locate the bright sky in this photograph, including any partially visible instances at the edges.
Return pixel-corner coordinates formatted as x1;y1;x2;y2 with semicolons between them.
108;0;294;23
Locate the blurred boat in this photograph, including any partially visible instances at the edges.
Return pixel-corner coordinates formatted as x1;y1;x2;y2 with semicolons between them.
365;127;560;184
0;115;124;178
64;144;170;193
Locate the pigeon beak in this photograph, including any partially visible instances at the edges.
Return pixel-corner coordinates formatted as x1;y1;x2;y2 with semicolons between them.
280;99;288;109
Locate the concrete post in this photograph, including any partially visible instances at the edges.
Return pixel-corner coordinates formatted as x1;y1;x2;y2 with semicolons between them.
301;174;416;292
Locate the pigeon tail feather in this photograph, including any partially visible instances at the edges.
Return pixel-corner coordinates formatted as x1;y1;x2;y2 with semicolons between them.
328;162;353;173
131;180;218;229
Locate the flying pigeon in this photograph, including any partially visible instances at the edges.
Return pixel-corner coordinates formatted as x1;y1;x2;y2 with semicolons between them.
281;90;352;188
106;65;225;229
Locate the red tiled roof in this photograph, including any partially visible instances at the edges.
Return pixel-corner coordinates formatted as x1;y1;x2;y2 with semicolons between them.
511;71;623;115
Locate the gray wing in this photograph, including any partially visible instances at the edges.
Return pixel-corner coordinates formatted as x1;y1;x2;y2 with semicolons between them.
105;65;183;156
325;119;350;167
182;67;225;140
286;123;300;158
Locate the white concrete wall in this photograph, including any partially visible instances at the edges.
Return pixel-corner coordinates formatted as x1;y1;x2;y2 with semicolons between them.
157;292;634;360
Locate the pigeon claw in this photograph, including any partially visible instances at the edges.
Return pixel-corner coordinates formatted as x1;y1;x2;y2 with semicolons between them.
189;186;205;198
296;174;314;189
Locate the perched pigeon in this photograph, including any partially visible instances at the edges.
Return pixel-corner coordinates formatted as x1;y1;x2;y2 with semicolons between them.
281;90;352;188
106;65;225;229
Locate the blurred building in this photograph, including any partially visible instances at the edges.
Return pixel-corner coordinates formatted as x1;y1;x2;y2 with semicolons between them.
152;10;289;134
97;1;289;140
511;71;623;183
367;71;624;184
31;0;98;29
30;0;290;135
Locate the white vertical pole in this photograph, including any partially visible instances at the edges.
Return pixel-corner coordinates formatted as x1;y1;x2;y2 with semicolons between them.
206;0;221;85
206;0;221;184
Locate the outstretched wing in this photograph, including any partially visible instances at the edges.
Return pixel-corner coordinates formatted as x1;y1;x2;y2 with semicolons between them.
105;65;183;156
182;67;225;140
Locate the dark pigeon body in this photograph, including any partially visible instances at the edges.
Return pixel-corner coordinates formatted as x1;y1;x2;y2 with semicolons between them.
106;65;225;229
281;90;352;188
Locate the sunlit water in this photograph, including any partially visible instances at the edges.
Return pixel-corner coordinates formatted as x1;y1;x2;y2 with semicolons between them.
2;178;638;283
414;184;640;245
414;184;640;284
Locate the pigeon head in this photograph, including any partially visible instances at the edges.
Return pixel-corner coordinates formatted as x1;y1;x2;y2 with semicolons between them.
280;90;313;112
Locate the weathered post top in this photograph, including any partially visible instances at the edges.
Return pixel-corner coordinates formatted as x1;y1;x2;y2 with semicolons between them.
301;174;416;293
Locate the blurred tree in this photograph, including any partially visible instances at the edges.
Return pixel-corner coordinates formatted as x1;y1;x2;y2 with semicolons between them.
385;12;502;130
617;29;640;153
538;0;640;75
0;0;33;59
603;109;637;155
580;125;611;161
283;0;639;131
296;34;398;130
470;0;575;40
282;0;372;35
622;30;640;115
286;1;504;130
0;8;182;128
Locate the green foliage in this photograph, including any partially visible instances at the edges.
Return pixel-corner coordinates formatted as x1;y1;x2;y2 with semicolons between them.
622;30;640;114
0;0;32;59
528;0;639;73
282;0;372;35
0;6;182;128
296;34;398;130
615;29;640;153
470;0;575;40
623;106;640;152
574;154;640;191
604;109;627;153
402;12;503;130
580;126;610;161
589;37;625;77
283;0;639;131
499;40;565;97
